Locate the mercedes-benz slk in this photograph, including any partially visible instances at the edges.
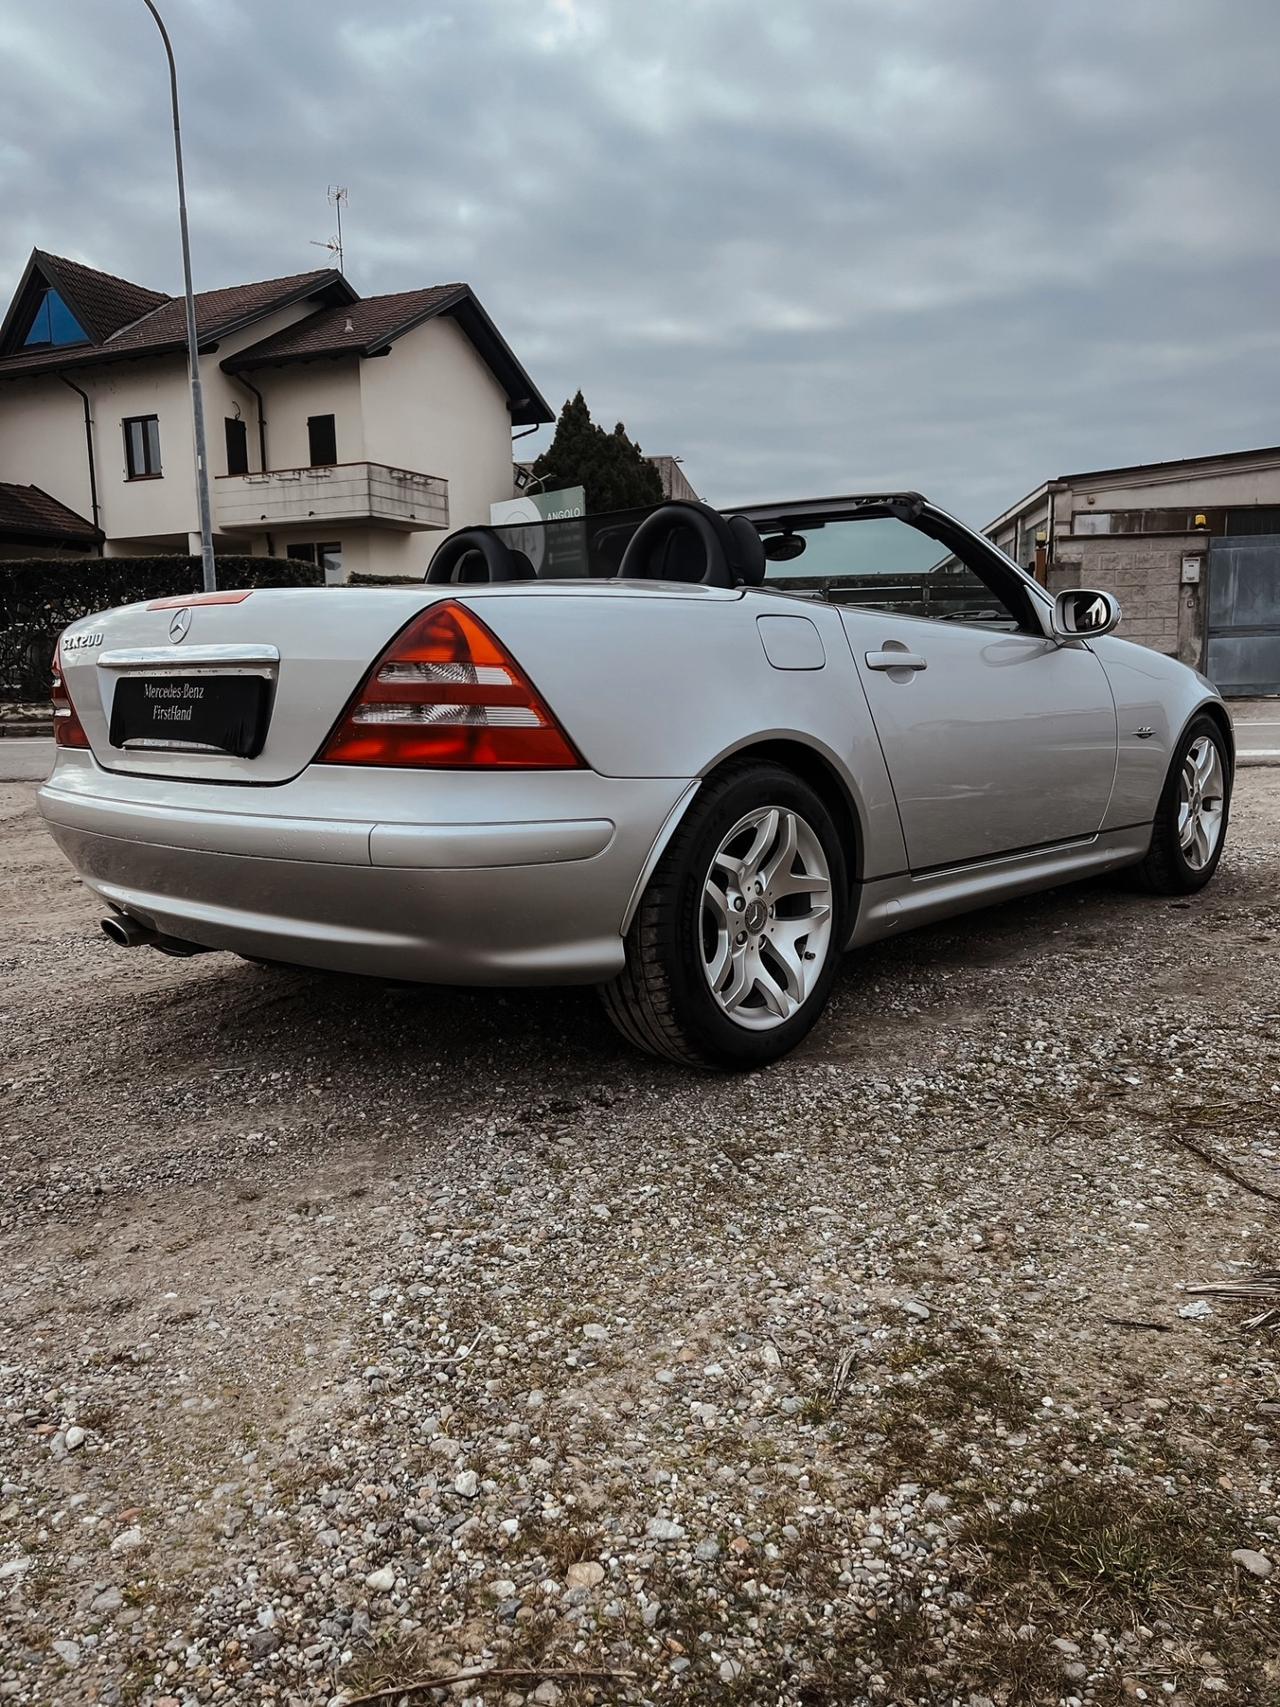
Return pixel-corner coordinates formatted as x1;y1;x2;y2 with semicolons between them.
40;495;1232;1068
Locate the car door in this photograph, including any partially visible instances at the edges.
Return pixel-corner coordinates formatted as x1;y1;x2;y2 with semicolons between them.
846;610;1118;869
755;505;1118;871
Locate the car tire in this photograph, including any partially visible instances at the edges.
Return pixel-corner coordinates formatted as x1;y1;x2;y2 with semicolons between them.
1131;713;1232;895
600;760;848;1069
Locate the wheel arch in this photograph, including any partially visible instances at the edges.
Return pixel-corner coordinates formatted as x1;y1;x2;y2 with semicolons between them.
620;736;864;935
724;738;864;890
1187;697;1235;769
1127;696;1234;894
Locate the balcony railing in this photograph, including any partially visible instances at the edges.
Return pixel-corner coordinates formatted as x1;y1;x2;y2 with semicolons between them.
215;462;449;534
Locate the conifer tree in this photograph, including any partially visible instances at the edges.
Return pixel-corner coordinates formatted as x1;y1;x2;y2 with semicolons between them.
531;392;664;514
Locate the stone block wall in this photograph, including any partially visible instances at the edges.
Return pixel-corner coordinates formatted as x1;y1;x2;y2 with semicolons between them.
1049;539;1186;657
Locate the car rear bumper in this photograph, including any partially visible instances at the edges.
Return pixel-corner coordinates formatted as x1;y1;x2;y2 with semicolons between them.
38;753;694;984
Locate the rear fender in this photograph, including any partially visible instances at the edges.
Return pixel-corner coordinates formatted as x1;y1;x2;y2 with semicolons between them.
618;734;885;935
455;585;907;883
620;780;699;932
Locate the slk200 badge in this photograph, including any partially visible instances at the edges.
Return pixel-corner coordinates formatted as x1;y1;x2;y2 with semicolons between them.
61;630;103;651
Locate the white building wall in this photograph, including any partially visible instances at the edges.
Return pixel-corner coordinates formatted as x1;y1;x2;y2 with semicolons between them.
360;317;514;533
93;360;198;544
0;359;202;549
0;296;339;554
0;377;97;533
211;354;375;579
204;299;325;480
240;358;367;474
0;294;524;578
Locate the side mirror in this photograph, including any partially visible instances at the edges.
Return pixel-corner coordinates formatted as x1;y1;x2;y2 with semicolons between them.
1052;588;1121;641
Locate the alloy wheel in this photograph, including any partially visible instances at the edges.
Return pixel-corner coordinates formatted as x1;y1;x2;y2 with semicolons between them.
700;805;834;1030
1177;735;1226;871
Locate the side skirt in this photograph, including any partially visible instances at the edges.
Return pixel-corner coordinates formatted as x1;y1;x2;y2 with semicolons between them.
848;823;1154;948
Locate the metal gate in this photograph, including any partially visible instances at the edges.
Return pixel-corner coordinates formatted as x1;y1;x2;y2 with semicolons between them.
1207;535;1280;695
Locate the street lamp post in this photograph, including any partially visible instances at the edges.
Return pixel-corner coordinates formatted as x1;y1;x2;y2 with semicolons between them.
139;0;217;592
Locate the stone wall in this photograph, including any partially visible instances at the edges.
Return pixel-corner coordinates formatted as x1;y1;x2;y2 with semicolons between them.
1050;537;1193;660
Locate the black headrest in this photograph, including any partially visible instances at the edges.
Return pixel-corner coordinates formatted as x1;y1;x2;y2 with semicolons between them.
424;527;536;585
725;514;767;587
616;502;736;588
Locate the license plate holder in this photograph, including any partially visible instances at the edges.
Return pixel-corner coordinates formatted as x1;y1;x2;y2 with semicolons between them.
109;673;270;757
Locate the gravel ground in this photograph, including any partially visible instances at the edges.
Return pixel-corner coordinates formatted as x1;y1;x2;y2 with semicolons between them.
1;772;1277;1707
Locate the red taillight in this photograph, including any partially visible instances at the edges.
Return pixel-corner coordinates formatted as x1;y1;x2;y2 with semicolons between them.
318;600;583;770
51;644;90;748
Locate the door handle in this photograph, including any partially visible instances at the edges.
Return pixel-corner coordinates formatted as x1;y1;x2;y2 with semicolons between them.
865;648;927;672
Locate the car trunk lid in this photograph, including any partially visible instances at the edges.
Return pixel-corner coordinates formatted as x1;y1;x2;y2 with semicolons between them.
60;586;443;785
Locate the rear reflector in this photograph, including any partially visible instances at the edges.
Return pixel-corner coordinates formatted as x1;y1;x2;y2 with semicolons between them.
51;644;90;748
148;590;254;610
318;600;582;769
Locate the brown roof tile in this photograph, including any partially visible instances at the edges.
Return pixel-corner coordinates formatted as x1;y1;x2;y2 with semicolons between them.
0;482;100;543
0;252;553;425
222;286;467;369
36;251;168;341
105;267;345;352
222;283;553;425
0;267;349;379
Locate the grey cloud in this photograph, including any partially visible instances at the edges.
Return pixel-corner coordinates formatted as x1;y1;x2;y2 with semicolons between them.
3;0;1279;521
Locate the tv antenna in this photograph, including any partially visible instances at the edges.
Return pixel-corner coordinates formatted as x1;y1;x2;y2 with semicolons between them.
310;185;348;271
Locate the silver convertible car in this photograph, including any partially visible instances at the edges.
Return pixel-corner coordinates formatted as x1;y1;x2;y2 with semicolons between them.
40;494;1232;1068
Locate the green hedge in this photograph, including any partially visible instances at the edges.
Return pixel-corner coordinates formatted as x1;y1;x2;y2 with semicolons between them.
0;554;324;702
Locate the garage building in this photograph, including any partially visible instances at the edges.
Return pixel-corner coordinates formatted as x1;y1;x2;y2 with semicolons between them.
985;445;1280;696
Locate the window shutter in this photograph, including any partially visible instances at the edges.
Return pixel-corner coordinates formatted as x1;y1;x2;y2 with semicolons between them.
307;415;337;467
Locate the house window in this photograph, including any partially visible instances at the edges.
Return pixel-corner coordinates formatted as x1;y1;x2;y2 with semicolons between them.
225;417;249;476
1225;506;1280;535
21;287;90;349
287;541;343;583
123;415;162;480
307;414;337;467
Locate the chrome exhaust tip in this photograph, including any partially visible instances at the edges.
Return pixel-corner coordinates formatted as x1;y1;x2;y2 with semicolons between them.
101;913;154;949
100;915;211;957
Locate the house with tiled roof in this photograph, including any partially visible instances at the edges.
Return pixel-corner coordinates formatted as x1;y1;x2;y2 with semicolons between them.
0;248;553;579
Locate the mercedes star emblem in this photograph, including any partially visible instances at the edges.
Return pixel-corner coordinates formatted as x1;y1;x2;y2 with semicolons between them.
168;607;192;643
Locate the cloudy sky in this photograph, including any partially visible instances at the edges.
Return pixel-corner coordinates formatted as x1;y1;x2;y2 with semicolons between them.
3;0;1279;523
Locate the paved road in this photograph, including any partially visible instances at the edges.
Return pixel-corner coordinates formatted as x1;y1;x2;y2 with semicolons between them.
3;710;1279;785
0;738;53;782
1235;717;1280;761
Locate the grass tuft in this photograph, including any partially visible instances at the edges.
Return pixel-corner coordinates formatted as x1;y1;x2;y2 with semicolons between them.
959;1481;1224;1620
